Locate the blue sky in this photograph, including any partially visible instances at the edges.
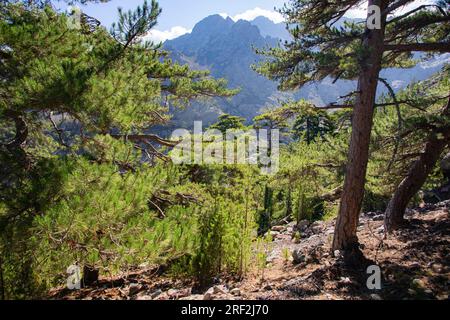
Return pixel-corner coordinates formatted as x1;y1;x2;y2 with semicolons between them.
55;0;286;41
54;0;434;42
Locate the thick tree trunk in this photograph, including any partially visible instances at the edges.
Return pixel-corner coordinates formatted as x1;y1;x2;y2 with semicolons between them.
332;0;387;253
385;98;450;232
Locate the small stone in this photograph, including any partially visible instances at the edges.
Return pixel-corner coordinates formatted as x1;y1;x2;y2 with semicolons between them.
150;289;163;299
310;221;323;234
297;220;309;230
287;221;297;228
370;294;383;300
266;252;277;263
334;250;341;258
271;225;285;232
263;284;273;291
431;263;443;273
135;295;153;300
408;289;417;296
167;289;179;297
270;231;280;237
275;234;291;241
436;294;448;300
372;214;384;221
179;294;204;300
339;277;352;284
311;221;323;227
203;292;213;300
230;288;241;296
153;292;170;300
412;279;425;288
203;285;226;300
213;285;228;294
292;249;306;264
128;283;142;296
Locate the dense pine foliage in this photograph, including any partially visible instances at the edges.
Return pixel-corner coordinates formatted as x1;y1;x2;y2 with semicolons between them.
0;0;449;299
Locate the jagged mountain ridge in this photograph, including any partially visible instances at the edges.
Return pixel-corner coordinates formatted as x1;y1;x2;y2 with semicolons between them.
161;14;449;130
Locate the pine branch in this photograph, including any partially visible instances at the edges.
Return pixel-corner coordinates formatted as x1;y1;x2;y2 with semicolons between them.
383;0;415;16
110;134;179;147
383;42;450;52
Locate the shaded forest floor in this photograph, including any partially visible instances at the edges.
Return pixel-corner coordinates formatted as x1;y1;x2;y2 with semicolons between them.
49;202;449;300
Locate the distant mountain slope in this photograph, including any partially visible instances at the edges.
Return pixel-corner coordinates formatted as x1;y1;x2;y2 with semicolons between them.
250;16;290;40
161;14;449;130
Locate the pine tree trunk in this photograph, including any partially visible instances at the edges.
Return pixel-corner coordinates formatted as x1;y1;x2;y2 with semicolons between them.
332;0;387;253
385;98;450;232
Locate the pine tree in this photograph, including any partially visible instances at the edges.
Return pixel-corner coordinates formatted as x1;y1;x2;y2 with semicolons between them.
0;0;236;297
382;70;450;231
256;0;450;257
208;114;247;134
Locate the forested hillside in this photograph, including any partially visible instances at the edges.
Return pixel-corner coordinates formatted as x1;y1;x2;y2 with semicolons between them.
162;14;449;130
0;0;449;302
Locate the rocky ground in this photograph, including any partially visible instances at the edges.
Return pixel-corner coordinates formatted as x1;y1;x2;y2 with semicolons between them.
49;202;450;300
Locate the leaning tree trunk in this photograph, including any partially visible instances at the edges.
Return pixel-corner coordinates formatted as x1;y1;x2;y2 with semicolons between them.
385;98;450;232
332;0;387;255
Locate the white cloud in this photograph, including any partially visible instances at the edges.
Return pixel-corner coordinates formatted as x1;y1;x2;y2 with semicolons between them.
143;1;435;43
345;0;436;19
143;26;191;43
222;7;285;24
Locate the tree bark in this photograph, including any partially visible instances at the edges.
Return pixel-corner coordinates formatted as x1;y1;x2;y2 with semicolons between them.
332;0;387;253
385;98;450;232
2;110;30;168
